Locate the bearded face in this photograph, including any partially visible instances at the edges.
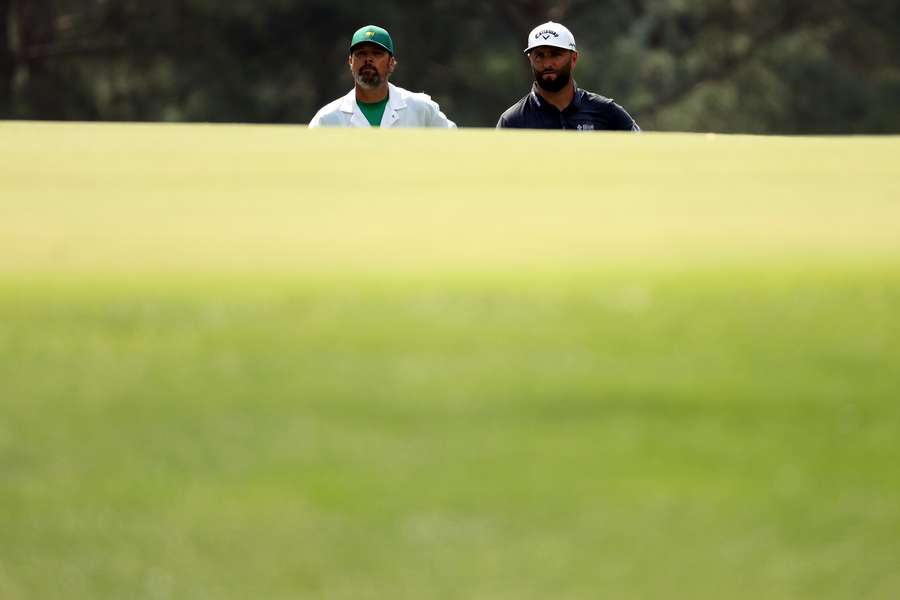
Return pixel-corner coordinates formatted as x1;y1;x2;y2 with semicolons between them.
533;60;572;92
528;47;577;93
349;44;395;90
355;65;382;88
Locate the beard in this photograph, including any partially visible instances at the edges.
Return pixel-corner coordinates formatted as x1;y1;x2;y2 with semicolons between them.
533;63;572;92
355;67;384;89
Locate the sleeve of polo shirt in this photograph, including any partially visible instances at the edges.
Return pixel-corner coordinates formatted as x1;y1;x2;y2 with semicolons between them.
308;108;330;128
609;101;640;131
427;100;456;128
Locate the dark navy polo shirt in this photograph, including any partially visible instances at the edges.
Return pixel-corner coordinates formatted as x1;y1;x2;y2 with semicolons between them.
497;85;639;131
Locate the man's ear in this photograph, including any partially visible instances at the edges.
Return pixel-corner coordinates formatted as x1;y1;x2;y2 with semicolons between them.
389;56;397;74
571;51;579;69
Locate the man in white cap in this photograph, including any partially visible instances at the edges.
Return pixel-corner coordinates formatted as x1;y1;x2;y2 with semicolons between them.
497;21;639;131
309;25;456;128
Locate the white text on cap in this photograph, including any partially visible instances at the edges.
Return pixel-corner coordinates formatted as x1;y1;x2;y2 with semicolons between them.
524;21;577;54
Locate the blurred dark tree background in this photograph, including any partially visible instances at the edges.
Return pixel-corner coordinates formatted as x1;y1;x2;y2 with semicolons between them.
2;0;899;131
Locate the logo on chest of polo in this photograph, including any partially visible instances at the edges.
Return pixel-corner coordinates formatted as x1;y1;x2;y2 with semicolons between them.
576;123;595;131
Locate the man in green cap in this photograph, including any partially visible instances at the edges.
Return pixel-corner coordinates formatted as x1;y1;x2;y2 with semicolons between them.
309;25;455;128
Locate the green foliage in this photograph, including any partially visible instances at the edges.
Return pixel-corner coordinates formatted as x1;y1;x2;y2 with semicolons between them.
3;0;898;131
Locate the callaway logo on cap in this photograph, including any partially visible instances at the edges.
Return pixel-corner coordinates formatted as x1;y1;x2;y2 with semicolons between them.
524;21;577;54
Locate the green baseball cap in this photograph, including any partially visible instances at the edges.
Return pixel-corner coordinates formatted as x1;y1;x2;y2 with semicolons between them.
350;25;394;55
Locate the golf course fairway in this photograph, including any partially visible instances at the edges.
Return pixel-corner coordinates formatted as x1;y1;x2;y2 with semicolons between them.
1;122;899;599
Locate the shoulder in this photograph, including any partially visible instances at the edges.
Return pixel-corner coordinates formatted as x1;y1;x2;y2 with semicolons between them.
390;83;456;128
392;84;439;109
578;89;640;131
311;96;344;117
497;94;533;128
308;92;352;127
579;89;616;106
578;89;625;115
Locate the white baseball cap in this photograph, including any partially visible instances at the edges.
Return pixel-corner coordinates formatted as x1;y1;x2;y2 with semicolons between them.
524;21;577;54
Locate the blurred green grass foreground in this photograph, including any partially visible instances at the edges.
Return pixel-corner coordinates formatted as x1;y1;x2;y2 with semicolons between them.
1;122;899;599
